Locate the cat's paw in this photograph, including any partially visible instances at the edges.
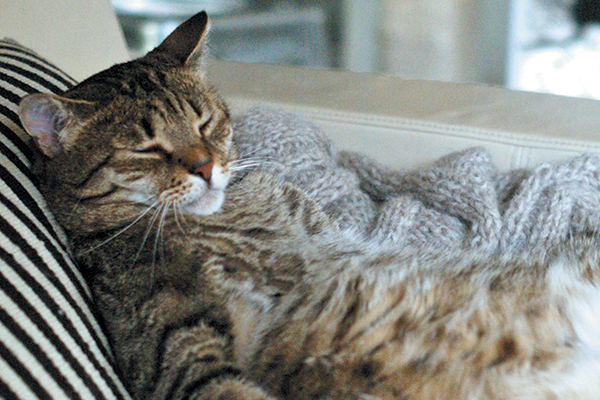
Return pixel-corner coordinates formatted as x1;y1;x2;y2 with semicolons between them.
192;377;277;400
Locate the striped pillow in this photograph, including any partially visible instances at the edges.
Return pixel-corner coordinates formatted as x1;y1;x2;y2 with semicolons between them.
0;39;131;400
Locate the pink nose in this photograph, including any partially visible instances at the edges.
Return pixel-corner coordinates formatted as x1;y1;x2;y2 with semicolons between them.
194;160;213;182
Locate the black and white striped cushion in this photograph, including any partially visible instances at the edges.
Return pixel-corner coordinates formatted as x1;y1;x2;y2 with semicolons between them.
0;39;131;400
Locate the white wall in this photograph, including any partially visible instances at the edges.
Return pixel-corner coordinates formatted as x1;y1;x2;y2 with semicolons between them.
378;0;510;85
0;0;129;81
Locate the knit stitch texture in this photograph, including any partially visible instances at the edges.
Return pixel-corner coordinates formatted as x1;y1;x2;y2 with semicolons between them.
233;106;600;255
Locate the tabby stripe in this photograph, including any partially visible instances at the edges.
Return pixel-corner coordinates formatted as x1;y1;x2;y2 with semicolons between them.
345;288;407;346
284;289;309;318
148;103;170;123
187;100;203;118
153;310;232;388
172;92;187;115
79;187;121;202
180;366;242;400
332;280;363;343
310;278;339;322
141;117;154;138
209;116;229;139
199;117;213;137
73;154;113;189
164;94;181;114
161;365;189;400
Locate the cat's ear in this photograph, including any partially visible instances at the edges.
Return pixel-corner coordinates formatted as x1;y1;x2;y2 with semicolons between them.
19;93;94;158
155;11;210;68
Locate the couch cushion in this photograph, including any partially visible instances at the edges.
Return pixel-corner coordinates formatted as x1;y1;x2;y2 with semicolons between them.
0;39;131;400
210;59;600;171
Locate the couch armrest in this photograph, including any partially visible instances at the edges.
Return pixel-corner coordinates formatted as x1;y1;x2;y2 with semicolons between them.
209;59;600;170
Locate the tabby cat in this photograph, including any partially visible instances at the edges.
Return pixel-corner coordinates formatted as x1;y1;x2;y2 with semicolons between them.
19;11;600;400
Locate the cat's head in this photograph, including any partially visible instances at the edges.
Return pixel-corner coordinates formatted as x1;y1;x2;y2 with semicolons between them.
19;12;235;232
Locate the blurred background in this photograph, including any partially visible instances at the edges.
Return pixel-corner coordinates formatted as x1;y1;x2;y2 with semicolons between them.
110;0;600;100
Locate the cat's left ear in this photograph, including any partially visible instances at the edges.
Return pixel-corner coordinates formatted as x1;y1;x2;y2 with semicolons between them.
155;11;210;68
19;93;94;158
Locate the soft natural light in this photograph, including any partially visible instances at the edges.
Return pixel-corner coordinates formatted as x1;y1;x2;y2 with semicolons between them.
516;28;600;99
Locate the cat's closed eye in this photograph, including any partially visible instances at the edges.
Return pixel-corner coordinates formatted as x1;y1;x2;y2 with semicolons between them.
133;144;172;160
135;145;162;153
198;117;212;137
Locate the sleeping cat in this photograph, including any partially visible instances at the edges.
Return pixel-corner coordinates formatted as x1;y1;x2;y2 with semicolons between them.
18;11;600;400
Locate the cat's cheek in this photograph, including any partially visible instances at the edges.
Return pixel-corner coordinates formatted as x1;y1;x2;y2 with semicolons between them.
121;178;161;206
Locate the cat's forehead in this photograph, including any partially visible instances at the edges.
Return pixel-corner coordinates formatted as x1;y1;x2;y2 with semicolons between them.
115;70;218;119
90;71;218;123
67;57;229;147
99;86;227;149
68;57;209;105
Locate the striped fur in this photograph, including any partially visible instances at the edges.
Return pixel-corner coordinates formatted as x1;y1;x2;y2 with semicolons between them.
0;40;131;399
16;12;600;400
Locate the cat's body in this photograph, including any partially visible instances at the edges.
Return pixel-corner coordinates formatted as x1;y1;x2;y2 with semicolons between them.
19;12;600;400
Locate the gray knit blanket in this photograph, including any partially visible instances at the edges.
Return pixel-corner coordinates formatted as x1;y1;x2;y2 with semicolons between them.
233;106;600;255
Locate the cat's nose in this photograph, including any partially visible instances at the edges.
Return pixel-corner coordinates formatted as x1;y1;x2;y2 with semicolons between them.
192;159;213;182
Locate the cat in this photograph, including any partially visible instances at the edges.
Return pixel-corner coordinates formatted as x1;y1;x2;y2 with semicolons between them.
18;11;600;400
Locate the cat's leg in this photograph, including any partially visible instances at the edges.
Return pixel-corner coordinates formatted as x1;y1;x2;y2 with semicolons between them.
152;322;275;400
95;282;277;400
192;377;276;400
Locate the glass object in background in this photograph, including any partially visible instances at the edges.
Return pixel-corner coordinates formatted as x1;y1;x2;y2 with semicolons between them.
112;0;334;68
208;7;332;68
111;0;246;16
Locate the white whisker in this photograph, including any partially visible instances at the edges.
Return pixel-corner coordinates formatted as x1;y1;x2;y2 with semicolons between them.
131;202;164;268
235;147;264;159
231;156;273;166
229;158;279;176
67;197;83;226
77;200;160;256
150;203;170;287
229;162;263;172
173;202;187;235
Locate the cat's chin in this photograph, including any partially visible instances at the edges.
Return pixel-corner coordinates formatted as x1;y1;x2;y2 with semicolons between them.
182;189;225;216
177;166;230;216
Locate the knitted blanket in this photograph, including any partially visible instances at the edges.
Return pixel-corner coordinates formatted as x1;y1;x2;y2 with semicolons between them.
233;106;600;255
